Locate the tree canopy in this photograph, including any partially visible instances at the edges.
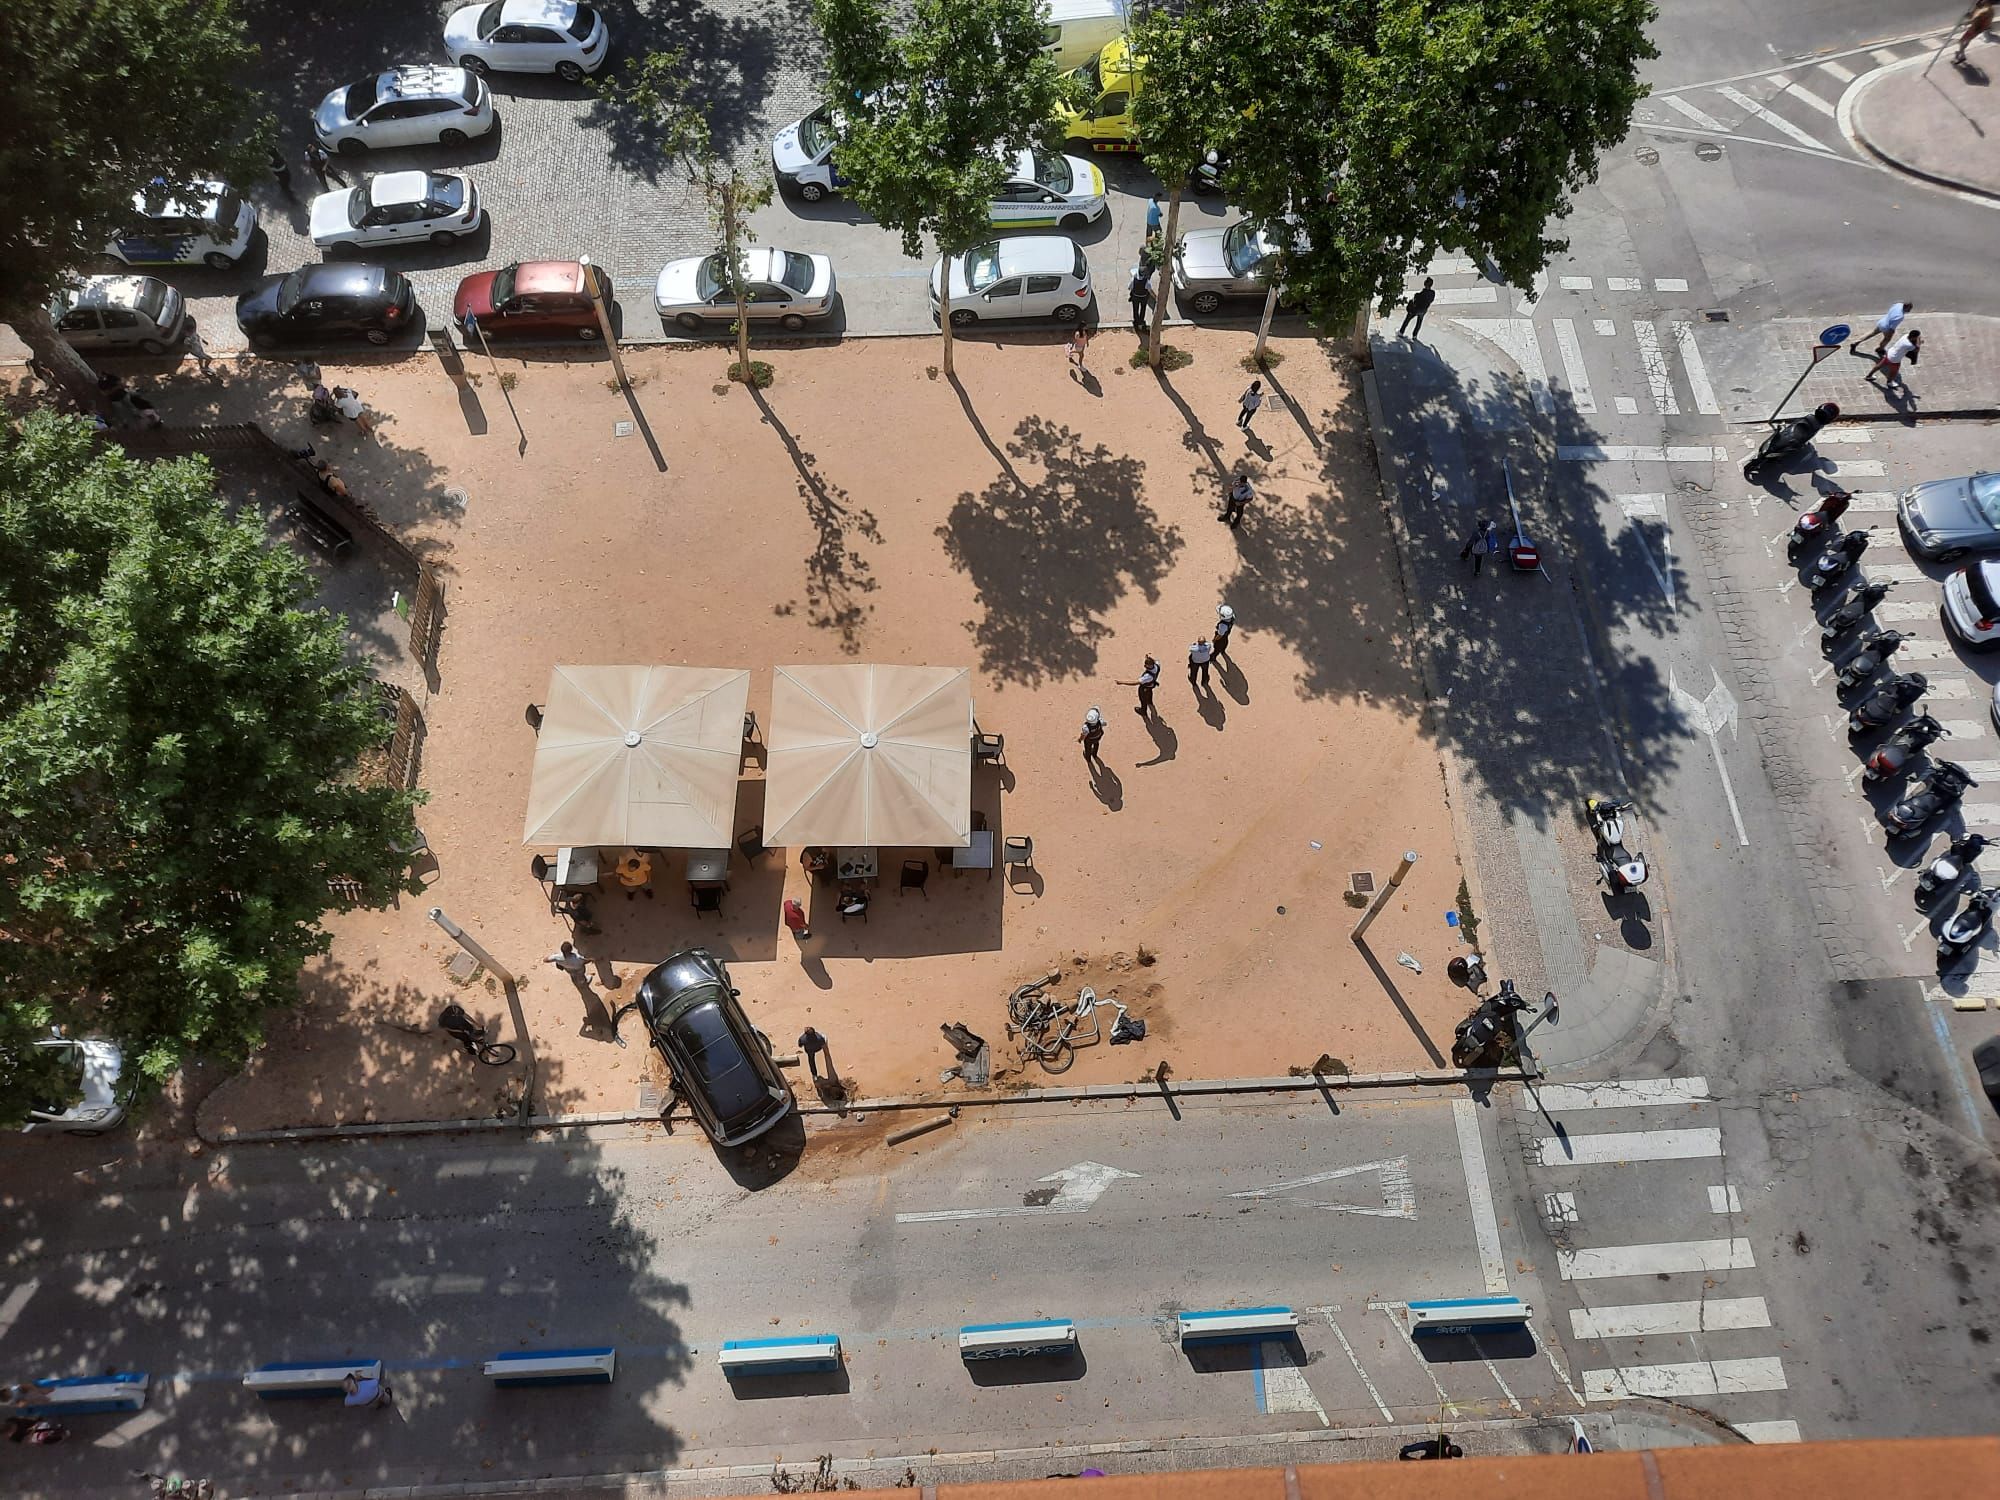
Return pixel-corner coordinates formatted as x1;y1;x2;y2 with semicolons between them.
0;415;423;1123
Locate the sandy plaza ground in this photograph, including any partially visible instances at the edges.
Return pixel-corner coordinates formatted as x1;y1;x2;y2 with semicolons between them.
16;323;1471;1131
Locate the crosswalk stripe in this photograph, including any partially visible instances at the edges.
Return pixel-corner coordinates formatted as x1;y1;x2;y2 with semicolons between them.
1923;757;2000;777
1708;1184;1742;1213
1957;804;2000;831
1843;490;1898;510
1427;255;1476;276
1782;81;1837;117
1871;48;1903;66
1592;318;1616;336
1617;493;1663;519
1584;1356;1788;1401
1559;444;1728;462
1673;323;1720;414
1819;58;1856;82
1866;563;1935;585
1812;429;1876;443
1553;318;1595;414
1717;83;1830;150
1917;676;1975;699
1569;1296;1771;1340
1736;1420;1804;1444
1827;459;1888;476
1559;275;1594;290
1890;639;1966;662
1558;1238;1756;1280
1535;1128;1722;1166
1875;600;1939;621
1434;286;1499;304
1615;396;1640;414
1532;1077;1712;1109
1607;277;1642;292
1662;93;1728;131
1655;277;1690;292
1934;719;1989;740
1633;321;1678;414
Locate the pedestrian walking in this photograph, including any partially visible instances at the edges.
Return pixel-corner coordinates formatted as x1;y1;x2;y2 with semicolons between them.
1868;329;1921;390
1221;469;1253;526
333;385;375;435
1235;379;1264;430
342;1371;390;1409
798;1026;836;1081
305;139;339;190
293;358;322;388
1129;268;1155;336
269;146;293;197
1116;655;1161;718
1188;637;1215;692
1067;327;1090;382
1460;517;1499;576
546;941;591;987
783;897;811;941
1079;707;1106;765
1955;0;1995;63
1212;604;1235;659
184;320;213;376
1146;194;1163;235
1854;300;1912;354
1398;276;1437;340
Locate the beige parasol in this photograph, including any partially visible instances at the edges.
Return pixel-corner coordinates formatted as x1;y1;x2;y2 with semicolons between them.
522;666;751;848
764;665;973;848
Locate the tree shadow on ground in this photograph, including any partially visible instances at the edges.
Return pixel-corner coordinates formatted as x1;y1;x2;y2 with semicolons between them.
935;413;1183;686
751;385;883;653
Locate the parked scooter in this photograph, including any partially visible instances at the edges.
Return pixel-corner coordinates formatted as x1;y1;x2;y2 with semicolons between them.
1451;980;1531;1068
1786;486;1853;560
1190;148;1227;194
1885;760;1977;838
1835;629;1909;696
1821;580;1896;648
1808;530;1870;592
1937;885;2000;969
1744;401;1840;480
1865;713;1948;785
1586;795;1649;892
1916;831;1989;908
1848;672;1928;736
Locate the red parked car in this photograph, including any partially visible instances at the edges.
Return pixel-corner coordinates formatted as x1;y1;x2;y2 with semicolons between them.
452;260;610;341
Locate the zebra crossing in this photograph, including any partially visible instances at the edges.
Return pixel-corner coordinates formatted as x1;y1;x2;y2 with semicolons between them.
1520;1076;1803;1440
1634;28;1950;160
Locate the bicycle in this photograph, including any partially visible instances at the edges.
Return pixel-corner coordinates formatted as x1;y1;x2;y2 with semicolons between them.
1012;986;1125;1075
438;1003;517;1067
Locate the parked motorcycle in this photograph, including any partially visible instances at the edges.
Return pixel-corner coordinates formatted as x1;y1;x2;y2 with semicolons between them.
1886;760;1977;838
1836;629;1909;696
1586;795;1649;892
1744;401;1840;480
1786;486;1853;560
1916;831;1989;908
1848;672;1928;736
1937;885;2000;969
1808;530;1870;592
1451;980;1531;1068
1866;713;1948;786
1821;580;1896;648
1190;148;1227;194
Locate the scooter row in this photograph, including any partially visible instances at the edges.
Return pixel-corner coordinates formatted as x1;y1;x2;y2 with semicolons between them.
1786;486;1997;971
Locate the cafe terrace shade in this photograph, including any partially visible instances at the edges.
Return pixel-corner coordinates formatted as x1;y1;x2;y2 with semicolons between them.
521;666;751;848
764;665;973;849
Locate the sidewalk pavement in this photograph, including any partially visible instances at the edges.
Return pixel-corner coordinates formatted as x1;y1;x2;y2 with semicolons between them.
1849;44;2000;201
1702;313;2000;424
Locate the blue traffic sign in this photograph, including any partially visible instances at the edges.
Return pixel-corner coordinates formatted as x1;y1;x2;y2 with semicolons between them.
1819;323;1851;347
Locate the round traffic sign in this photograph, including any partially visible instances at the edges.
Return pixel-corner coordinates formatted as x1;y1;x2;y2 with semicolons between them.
1819;323;1851;347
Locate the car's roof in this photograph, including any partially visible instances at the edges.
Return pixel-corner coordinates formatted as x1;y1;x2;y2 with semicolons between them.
367;171;435;207
636;947;732;1027
502;0;579;22
63;275;160;312
991;236;1080;274
297;261;395;296
383;64;474;98
130;179;226;217
509;260;587;294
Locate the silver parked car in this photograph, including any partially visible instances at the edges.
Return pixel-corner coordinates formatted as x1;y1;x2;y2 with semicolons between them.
1897;472;2000;562
653;248;836;332
1172;217;1294;316
50;276;188;354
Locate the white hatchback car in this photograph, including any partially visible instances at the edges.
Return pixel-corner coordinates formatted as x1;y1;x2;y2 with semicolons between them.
931;236;1093;327
654;247;836;332
21;1037;126;1135
445;0;609;81
311;171;483;252
1943;558;2000;652
990;148;1106;229
314;66;496;155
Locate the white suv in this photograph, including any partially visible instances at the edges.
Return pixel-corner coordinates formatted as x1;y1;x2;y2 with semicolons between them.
314;67;496;155
446;0;610;81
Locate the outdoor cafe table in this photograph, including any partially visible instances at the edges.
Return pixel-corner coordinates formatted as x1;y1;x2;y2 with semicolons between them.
950;831;994;871
835;847;878;881
685;848;729;885
554;846;600;887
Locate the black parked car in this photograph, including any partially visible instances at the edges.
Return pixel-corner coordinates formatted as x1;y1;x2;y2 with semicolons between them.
235;262;418;347
636;949;792;1147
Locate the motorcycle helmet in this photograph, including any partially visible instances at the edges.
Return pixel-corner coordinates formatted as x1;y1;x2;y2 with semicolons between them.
1813;401;1840;423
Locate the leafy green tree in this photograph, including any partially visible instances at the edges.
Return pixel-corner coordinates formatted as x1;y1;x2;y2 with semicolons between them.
814;0;1072;377
0;414;423;1124
1129;1;1244;370
591;50;775;384
0;0;271;406
1229;0;1656;360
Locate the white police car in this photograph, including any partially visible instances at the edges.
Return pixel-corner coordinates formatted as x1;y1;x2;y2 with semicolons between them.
105;181;258;270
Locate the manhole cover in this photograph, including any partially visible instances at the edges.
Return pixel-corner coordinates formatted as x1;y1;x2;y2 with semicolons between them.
1694;142;1724;161
613;420;634;438
1704;309;1731;323
637;1077;661;1112
1350;871;1376;894
442;486;469;510
445;951;481;984
1635;145;1661;166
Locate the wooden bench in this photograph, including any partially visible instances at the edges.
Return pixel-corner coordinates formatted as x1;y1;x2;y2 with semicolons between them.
287;491;353;558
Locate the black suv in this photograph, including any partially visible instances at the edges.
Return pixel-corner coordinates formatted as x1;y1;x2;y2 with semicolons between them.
637;949;792;1146
235;262;418;346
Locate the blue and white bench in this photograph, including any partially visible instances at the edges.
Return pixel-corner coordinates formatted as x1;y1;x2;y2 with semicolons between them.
483;1348;617;1387
718;1335;842;1377
1176;1307;1299;1347
1406;1296;1534;1336
18;1373;149;1417
958;1319;1077;1360
241;1359;381;1399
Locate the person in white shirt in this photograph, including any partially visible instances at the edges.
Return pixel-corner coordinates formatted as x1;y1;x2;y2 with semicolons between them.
1188;637;1215;692
1868;328;1920;391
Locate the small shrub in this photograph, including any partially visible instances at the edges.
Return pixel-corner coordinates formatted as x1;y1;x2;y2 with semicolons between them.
497;371;519;392
1238;348;1286;373
1128;343;1193;371
729;359;774;389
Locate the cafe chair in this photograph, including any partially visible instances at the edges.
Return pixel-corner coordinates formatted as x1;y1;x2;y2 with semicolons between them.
743;710;762;745
900;859;930;899
736;824;764;864
935;846;958;876
839;891;869;923
1003;836;1034;869
690;885;724;918
973;728;1005;764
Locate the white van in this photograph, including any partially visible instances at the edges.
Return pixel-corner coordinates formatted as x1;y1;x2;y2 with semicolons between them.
1041;0;1126;70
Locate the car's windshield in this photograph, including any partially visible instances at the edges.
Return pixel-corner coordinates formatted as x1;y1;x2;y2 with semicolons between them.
345;186;369;225
798;109;837;158
131;279;169;322
1973;473;2000;525
964;242;1002;292
490;265;517;305
1224;222;1276;279
776;251;814;293
1029;152;1073;193
1069;57;1101;95
476;0;505;36
347;75;383;116
426;174;466;213
568;3;598;39
210;188;243;234
667;1002;770;1123
695;255;727;299
274;268;311;313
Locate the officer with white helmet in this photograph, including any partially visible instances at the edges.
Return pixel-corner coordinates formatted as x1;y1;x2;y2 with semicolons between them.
1213;603;1235;659
1078;706;1106;766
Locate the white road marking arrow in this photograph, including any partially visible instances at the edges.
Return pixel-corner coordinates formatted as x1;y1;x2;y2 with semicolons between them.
895;1160;1138;1223
1226;1157;1417;1219
1671;666;1750;847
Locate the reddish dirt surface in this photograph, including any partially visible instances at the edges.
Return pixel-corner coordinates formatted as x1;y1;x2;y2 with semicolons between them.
20;328;1472;1132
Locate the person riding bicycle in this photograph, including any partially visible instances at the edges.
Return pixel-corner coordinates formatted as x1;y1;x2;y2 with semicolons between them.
438;1002;485;1056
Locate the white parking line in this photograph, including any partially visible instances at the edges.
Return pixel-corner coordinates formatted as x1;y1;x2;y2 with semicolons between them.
1662;93;1728;131
1673;323;1720;414
1737;1420;1804;1444
1453;1098;1511;1294
1717;84;1829;149
0;1280;39;1340
1532;1077;1712;1109
1558;445;1729;462
1553;318;1595;413
1585;1356;1789;1401
1819;58;1856;82
1558;1238;1757;1280
1568;1296;1770;1339
1534;1128;1722;1166
1321;1310;1394;1423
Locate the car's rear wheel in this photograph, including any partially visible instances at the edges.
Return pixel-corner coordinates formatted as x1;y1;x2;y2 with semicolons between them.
459;55;489;76
430;230;459;246
1189;289;1223;316
800;181;827;203
439;127;469;147
1052;302;1083;325
948;308;976;328
139;338;166;355
556;60;585;83
202;251;233;270
675;312;704;331
365;327;391;345
1060;212;1089;230
575;324;601;340
780;313;807;332
336;137;365;157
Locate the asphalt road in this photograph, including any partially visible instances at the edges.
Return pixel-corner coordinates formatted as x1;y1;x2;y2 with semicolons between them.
0;1095;1583;1497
